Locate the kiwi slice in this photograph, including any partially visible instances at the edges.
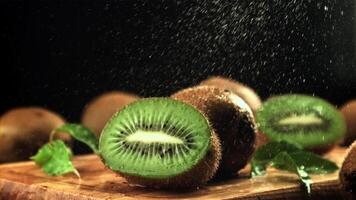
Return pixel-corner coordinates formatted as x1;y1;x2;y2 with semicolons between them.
172;86;256;177
200;76;262;113
340;100;356;146
340;141;356;193
99;98;221;188
0;107;71;163
82;91;139;137
256;94;346;150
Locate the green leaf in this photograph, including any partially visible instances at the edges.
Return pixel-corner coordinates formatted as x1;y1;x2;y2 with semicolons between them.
251;141;302;176
289;151;338;174
271;152;313;193
31;140;79;177
52;124;99;154
250;141;339;194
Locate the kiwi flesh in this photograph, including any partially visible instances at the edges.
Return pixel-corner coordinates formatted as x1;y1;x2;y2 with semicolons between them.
82;91;139;137
99;98;221;188
340;100;356;146
200;76;262;113
340;141;356;193
0;107;70;163
172;86;256;177
256;94;346;151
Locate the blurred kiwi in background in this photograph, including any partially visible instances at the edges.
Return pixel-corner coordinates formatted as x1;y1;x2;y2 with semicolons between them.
81;91;139;137
0;107;71;163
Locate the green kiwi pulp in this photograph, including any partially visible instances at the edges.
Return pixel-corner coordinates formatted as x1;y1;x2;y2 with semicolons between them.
99;98;221;188
256;94;346;149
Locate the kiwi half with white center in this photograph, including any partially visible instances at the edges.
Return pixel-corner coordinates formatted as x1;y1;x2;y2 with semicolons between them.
172;86;256;177
256;94;346;150
99;98;221;188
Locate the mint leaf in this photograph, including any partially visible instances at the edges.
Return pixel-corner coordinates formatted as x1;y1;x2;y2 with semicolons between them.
31;140;79;177
31;123;99;177
289;151;338;174
271;152;312;193
52;124;99;154
251;141;301;176
250;141;339;194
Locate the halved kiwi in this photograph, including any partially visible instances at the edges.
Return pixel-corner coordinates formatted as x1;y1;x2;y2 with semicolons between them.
200;76;262;113
256;94;346;150
172;86;256;177
340;141;356;193
340;100;356;146
82;91;139;137
99;98;221;188
0;107;71;163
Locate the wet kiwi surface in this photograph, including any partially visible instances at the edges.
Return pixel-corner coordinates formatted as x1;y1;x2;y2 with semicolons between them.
256;94;346;150
172;86;256;177
99;98;221;188
200;76;262;113
340;141;356;193
82;91;139;137
340;100;356;146
0;107;71;163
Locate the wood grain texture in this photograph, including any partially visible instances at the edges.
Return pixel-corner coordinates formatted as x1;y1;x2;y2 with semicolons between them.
0;147;352;200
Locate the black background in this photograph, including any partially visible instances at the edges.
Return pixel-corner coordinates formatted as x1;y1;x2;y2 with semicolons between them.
1;0;355;123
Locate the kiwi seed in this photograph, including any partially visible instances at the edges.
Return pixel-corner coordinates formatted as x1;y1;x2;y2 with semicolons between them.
256;94;346;152
200;76;262;113
99;98;221;188
340;141;356;193
0;107;71;163
340;100;356;146
82;91;139;137
172;86;256;177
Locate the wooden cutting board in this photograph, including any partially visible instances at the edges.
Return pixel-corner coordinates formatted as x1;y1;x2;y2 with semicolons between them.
0;147;351;200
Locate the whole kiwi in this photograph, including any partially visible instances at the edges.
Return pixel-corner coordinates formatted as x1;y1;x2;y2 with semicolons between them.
0;107;71;163
340;100;356;146
200;76;262;113
340;141;356;193
172;86;257;177
99;98;221;188
82;91;139;137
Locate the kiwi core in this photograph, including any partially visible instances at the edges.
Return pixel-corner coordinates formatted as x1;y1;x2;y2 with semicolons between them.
126;130;184;144
278;113;323;125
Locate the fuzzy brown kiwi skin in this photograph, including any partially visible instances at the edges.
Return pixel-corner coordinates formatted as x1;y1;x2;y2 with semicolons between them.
0;107;70;163
82;91;139;137
172;86;257;178
200;76;262;113
255;131;270;149
115;132;222;189
340;141;356;193
340;100;356;147
307;144;336;155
